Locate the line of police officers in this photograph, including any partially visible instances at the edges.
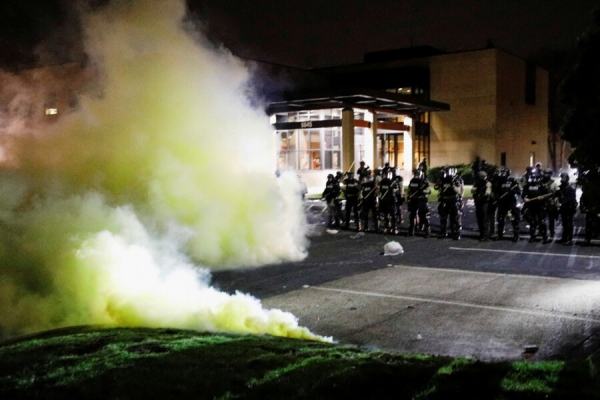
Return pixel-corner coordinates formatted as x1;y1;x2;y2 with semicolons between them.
322;160;433;237
472;162;582;245
321;158;596;245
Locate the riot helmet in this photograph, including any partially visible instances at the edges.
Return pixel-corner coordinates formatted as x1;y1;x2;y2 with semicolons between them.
498;167;510;179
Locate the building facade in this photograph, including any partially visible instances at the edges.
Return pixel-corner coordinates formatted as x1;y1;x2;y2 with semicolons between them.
268;46;550;191
429;48;549;173
0;48;551;193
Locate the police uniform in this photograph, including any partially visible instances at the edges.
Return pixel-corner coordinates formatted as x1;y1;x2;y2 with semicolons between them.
492;168;521;242
407;170;431;237
357;162;370;181
343;173;361;231
557;173;577;245
359;175;378;232
436;168;463;240
378;175;398;234
579;181;600;246
472;170;492;241
322;174;342;227
393;175;405;225
541;169;559;238
522;174;551;243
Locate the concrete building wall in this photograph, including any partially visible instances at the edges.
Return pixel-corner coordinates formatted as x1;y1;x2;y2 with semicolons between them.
0;63;95;137
427;48;548;176
495;51;549;176
428;49;497;168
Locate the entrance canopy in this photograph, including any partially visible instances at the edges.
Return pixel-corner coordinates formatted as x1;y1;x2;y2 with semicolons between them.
266;87;449;115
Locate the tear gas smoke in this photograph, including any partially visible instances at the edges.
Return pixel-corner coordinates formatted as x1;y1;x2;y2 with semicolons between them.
0;0;325;342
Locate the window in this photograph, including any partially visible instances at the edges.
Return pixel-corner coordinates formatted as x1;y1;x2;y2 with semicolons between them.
413;113;430;168
501;152;506;167
277;131;297;170
275;109;344;171
525;62;536;105
324;129;341;170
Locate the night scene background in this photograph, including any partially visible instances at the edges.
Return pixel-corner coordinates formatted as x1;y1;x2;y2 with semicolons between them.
1;0;599;69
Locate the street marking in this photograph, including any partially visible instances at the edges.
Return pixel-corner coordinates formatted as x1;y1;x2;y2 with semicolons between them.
449;247;600;259
307;286;600;324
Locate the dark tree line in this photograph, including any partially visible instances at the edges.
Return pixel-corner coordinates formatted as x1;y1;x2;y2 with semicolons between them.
559;9;600;209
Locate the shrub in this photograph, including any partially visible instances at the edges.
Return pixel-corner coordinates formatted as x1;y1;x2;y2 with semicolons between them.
427;163;499;185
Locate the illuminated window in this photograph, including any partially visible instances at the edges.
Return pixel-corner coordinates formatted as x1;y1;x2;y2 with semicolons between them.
386;88;413;95
323;129;341;170
275;109;343;171
45;108;58;116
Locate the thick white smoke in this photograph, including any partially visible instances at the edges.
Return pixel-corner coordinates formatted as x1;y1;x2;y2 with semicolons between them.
0;0;322;341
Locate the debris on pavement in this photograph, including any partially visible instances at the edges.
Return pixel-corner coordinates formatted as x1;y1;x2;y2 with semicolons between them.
384;241;404;255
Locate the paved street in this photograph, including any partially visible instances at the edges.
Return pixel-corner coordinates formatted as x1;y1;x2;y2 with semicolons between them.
212;200;600;361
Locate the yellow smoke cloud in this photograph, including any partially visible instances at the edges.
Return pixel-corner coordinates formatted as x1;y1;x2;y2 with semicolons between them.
0;0;326;342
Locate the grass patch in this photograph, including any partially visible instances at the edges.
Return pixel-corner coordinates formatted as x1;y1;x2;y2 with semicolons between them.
501;361;564;394
0;326;598;399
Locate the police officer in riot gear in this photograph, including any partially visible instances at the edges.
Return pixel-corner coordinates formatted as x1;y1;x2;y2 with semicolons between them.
519;166;536;189
322;174;343;227
578;170;600;246
359;171;379;232
522;171;551;243
357;161;370;181
407;169;431;237
472;170;492;241
492;167;522;242
541;168;559;239
393;174;405;225
378;170;398;234
382;162;394;179
557;172;577;245
436;167;464;240
342;172;361;231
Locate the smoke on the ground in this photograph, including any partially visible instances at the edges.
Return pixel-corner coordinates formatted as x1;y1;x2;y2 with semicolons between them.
0;0;323;341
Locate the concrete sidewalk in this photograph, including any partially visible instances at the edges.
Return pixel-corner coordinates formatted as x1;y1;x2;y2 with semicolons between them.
262;265;600;361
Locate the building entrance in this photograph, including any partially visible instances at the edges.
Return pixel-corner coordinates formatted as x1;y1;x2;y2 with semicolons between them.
379;133;404;170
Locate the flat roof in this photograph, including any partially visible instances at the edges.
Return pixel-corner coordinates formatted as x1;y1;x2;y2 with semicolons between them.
267;87;449;115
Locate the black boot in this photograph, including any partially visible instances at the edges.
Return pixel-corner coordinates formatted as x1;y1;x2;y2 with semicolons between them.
424;227;430;238
541;227;550;244
438;222;447;239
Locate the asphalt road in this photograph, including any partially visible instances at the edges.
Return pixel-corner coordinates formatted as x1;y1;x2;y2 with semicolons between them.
212;200;600;361
213;200;600;297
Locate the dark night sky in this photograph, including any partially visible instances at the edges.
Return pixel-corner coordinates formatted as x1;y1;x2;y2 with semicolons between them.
0;0;598;69
189;0;600;68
